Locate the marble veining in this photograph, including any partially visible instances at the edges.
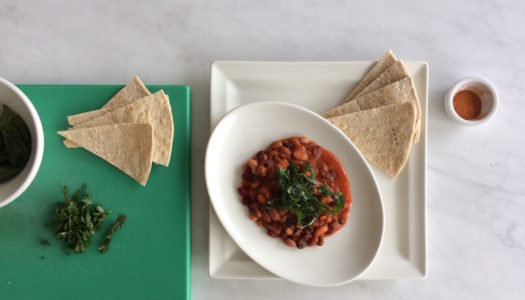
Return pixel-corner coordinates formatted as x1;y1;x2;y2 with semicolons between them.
1;0;524;299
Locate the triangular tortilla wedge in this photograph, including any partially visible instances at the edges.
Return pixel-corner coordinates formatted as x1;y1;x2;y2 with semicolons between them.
58;123;153;185
354;60;409;98
353;60;421;142
67;76;150;126
63;90;174;166
323;78;421;143
328;102;416;178
344;50;397;102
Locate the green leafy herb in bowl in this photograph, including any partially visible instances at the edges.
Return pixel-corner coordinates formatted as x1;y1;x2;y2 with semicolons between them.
0;105;32;182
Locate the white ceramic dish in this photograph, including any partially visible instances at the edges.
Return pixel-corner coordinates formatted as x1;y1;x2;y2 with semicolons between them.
205;101;384;286
0;77;44;208
444;76;498;126
209;61;428;280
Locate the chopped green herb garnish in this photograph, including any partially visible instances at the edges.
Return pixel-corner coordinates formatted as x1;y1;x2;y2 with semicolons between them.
262;163;345;228
55;184;111;253
98;215;126;253
0;105;31;182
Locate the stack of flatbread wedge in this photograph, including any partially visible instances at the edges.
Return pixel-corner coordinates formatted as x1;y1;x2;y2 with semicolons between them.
57;76;174;185
323;50;421;178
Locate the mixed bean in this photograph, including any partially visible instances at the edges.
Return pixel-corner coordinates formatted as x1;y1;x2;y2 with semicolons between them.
238;137;351;249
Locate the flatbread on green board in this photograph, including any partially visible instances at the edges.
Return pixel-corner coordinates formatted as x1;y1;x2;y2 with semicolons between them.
323;77;421;143
58;123;153;186
328;102;416;178
344;50;397;102
67;76;150;126
63;90;174;166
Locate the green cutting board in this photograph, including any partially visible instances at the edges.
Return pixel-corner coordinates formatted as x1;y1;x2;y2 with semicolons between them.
0;85;191;300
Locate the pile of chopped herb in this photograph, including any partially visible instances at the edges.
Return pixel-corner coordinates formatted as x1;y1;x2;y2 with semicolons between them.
0;105;32;182
263;163;345;228
55;184;111;253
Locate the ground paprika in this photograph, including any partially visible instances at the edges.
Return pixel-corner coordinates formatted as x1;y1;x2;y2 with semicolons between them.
453;90;482;120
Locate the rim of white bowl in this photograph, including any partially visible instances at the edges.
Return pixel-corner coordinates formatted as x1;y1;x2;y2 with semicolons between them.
0;77;44;208
445;76;499;126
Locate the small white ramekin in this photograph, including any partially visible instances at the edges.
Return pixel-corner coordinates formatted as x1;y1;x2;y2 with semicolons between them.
444;76;499;126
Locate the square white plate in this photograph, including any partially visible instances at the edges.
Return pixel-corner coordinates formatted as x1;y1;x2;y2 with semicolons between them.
209;61;428;280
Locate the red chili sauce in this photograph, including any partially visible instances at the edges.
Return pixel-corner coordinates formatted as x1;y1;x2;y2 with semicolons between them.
238;136;352;249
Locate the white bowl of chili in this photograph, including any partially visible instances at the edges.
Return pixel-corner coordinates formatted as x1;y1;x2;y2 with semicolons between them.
445;76;499;126
205;101;384;286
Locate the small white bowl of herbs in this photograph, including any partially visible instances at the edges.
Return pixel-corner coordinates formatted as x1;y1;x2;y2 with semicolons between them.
0;77;44;208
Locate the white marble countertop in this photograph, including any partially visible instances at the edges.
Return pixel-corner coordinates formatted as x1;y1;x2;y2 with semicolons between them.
2;0;524;299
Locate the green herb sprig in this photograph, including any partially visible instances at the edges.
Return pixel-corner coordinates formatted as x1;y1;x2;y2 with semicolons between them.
262;163;345;228
98;215;126;253
0;105;31;182
55;184;111;253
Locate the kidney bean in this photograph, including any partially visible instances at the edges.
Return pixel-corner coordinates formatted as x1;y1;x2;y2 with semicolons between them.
250;181;259;189
269;209;280;221
307;236;318;246
293;145;308;161
317;236;324;246
249;212;257;221
248;159;258;174
267;229;278;238
271;141;283;149
257;165;267;177
262;211;271;223
300;136;310;144
278;160;289;169
303;231;312;241
257;193;266;204
249;202;260;211
242;170;253;181
279;146;291;158
259;187;270;198
285;227;293;236
321;195;333;205
256;151;266;162
314;224;328;237
311;145;321;159
296;238;307;249
237;187;248;197
293;229;302;237
284;238;296;247
269;223;283;235
330;221;342;233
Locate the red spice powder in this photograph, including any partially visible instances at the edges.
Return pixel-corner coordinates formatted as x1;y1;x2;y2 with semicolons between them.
453;90;482;120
